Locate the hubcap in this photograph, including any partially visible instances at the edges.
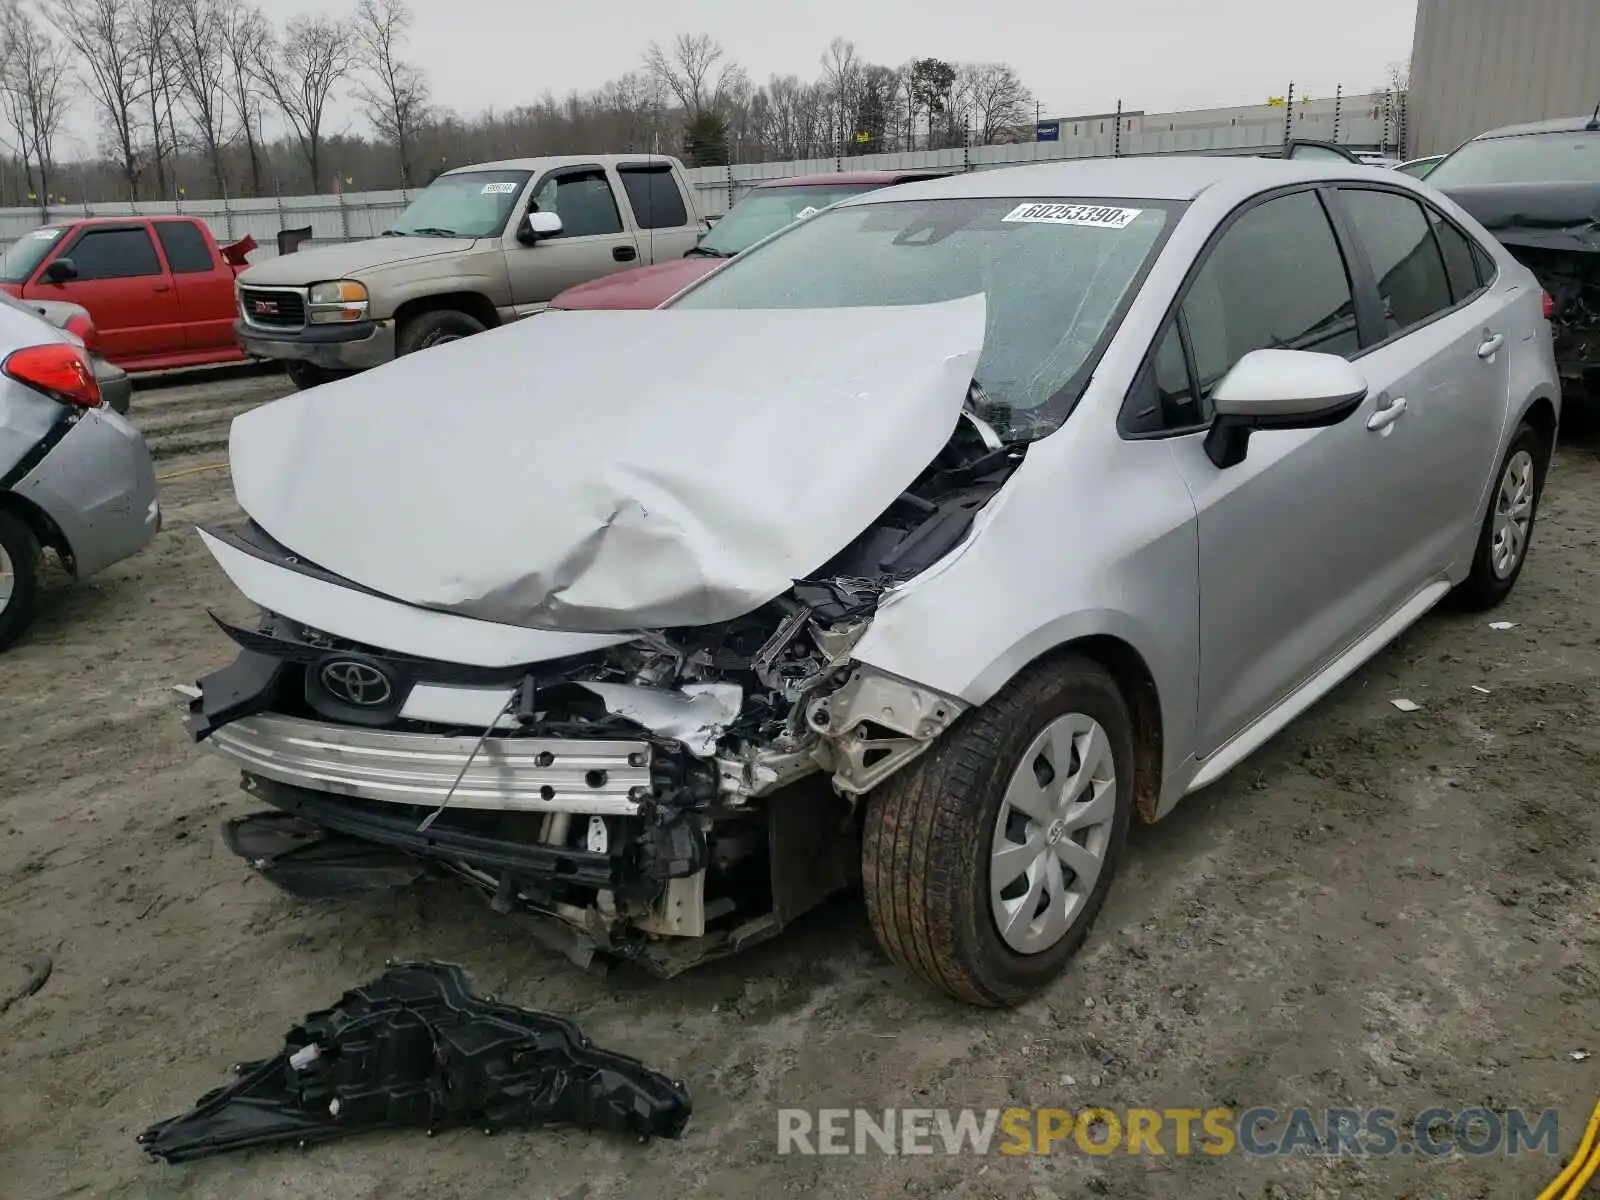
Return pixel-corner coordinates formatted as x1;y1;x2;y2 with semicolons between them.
1490;449;1535;579
0;540;13;613
989;713;1118;955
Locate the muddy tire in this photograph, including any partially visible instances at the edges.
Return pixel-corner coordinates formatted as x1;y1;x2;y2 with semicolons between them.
284;362;352;391
396;310;486;356
0;509;41;652
1454;421;1548;611
861;655;1135;1007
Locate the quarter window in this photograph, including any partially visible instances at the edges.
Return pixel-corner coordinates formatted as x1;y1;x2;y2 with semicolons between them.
1181;190;1359;399
1425;208;1483;304
1338;188;1454;337
530;170;624;238
64;228;162;279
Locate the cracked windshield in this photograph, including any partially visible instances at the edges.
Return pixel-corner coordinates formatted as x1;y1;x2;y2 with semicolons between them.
673;196;1174;440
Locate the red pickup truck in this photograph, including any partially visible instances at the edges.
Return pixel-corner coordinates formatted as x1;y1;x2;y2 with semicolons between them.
0;215;255;372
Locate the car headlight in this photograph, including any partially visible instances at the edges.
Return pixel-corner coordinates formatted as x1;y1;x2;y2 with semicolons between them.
307;279;370;324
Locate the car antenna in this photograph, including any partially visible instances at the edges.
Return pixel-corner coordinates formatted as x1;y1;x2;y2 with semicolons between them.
1588;101;1600;131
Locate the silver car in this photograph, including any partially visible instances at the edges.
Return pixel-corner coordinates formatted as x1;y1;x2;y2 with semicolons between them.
184;157;1557;1006
0;296;160;649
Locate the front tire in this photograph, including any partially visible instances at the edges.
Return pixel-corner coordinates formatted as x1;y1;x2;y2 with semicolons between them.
396;310;486;356
0;510;41;652
1454;420;1548;611
861;655;1135;1007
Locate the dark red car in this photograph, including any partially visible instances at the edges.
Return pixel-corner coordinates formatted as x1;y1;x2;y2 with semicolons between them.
548;170;952;310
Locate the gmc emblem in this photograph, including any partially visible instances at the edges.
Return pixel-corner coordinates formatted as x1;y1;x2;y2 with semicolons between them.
251;299;278;315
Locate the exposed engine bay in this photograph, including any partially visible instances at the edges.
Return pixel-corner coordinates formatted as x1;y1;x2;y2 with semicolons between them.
187;407;1024;973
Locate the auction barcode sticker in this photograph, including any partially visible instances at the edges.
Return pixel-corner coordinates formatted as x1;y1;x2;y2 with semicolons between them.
480;182;518;194
1001;203;1143;228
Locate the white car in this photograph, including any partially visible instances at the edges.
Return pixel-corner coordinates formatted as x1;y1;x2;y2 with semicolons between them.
182;157;1558;1006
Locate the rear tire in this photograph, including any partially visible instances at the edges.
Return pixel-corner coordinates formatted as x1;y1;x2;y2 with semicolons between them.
285;362;352;391
0;510;41;652
396;310;486;356
1454;421;1547;611
861;655;1134;1007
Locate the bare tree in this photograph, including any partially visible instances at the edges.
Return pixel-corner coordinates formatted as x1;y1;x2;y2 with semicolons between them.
48;0;147;200
642;32;745;118
168;0;230;192
961;63;1031;144
218;0;264;194
818;37;859;155
0;3;71;205
253;13;354;191
352;0;427;186
134;0;181;198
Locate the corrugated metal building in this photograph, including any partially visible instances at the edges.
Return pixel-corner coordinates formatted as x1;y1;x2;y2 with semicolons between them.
1408;0;1600;156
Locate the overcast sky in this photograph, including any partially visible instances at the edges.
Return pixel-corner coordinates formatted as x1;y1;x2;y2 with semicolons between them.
59;0;1420;154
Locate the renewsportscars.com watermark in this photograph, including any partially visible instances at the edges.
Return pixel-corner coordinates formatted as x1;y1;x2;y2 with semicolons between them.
777;1107;1563;1158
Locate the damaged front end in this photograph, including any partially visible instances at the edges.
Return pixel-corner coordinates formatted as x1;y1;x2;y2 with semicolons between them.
189;411;1021;973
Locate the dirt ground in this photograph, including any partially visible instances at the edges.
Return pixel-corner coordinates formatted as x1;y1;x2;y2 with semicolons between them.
1;369;1596;1200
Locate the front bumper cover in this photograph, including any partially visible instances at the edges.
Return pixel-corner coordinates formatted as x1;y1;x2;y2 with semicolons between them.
235;318;396;371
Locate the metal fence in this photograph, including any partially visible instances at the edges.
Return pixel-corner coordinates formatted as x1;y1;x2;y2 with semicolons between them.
0;102;1397;256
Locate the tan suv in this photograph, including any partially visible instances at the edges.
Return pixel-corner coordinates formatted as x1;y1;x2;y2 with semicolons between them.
233;154;702;388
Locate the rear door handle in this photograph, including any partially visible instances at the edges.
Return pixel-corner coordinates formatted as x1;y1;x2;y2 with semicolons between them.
1477;332;1504;359
613;245;637;262
153;284;171;293
1366;395;1407;431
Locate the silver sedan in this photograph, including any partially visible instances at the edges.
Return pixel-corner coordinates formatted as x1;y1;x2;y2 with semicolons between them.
0;296;159;649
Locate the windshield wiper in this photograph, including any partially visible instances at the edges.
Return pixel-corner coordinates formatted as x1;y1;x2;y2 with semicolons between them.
393;226;461;238
684;245;733;258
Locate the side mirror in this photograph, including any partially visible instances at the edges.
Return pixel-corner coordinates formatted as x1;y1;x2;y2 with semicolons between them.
1204;348;1368;469
41;257;77;284
519;211;563;244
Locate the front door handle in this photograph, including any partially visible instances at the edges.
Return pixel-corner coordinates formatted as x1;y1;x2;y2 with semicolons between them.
613;245;637;262
1366;395;1407;431
1477;332;1504;359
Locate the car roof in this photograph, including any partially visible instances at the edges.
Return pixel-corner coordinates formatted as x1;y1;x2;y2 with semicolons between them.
44;214;197;227
754;170;950;189
1472;114;1600;141
444;154;680;175
839;154;1404;206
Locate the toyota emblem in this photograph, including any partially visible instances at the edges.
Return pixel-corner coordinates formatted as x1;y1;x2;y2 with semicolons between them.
318;659;393;707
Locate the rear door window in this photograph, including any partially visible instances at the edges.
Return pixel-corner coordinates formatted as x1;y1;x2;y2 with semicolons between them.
155;221;216;274
1425;208;1484;304
618;166;689;230
1337;188;1454;338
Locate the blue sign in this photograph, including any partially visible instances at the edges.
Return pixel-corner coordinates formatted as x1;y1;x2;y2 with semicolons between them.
1036;121;1060;142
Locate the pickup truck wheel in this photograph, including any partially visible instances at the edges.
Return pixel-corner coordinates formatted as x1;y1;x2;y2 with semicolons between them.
397;310;486;356
0;510;41;652
861;655;1134;1007
285;362;353;391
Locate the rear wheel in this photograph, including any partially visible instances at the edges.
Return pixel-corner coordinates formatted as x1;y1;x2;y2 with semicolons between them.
0;510;41;652
861;656;1134;1007
1454;421;1547;610
397;310;486;356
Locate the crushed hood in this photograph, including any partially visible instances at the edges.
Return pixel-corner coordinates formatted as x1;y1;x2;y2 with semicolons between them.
1440;182;1600;254
238;236;478;286
228;296;986;632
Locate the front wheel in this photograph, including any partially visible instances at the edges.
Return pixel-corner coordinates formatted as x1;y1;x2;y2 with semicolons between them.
396;310;486;356
861;655;1135;1007
0;510;41;652
1454;420;1548;611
